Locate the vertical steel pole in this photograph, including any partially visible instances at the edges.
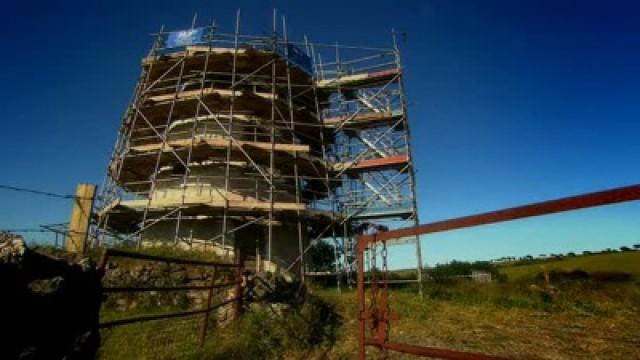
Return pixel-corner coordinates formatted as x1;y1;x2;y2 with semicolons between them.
307;38;340;289
138;48;188;248
392;29;423;295
282;16;306;283
356;236;366;360
175;20;217;248
267;9;277;262
100;25;164;245
222;10;241;252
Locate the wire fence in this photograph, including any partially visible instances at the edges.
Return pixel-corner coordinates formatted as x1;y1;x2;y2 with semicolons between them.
97;248;244;357
0;183;96;249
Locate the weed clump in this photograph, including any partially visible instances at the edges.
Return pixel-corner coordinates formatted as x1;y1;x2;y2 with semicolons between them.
192;293;342;360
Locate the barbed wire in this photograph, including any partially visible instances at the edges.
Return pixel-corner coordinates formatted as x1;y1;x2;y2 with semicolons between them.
0;184;76;199
0;225;95;235
0;184;101;201
0;228;51;233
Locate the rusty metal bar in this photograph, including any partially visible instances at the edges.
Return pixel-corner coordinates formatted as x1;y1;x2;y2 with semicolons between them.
103;280;242;293
104;285;210;293
104;248;240;268
99;297;242;329
200;265;217;345
356;184;640;359
99;309;209;328
359;184;640;246
99;247;245;340
365;339;510;360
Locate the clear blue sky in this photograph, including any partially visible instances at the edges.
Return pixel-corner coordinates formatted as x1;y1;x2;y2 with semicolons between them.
1;1;638;266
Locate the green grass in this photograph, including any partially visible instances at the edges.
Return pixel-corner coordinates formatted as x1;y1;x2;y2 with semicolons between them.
98;293;342;360
499;251;640;281
98;279;640;359
311;279;640;359
97;250;640;359
99;312;204;359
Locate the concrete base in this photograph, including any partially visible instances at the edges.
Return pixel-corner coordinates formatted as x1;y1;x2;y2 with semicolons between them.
140;218;304;275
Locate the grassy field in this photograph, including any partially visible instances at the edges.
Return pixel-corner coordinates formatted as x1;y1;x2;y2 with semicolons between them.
499;251;640;281
312;279;640;359
99;294;342;360
97;251;640;359
99;280;640;359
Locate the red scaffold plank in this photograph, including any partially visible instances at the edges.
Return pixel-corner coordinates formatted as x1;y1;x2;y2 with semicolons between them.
351;155;409;171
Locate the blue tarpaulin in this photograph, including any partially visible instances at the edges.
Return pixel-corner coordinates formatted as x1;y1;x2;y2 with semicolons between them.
279;44;312;73
163;28;311;73
166;28;205;48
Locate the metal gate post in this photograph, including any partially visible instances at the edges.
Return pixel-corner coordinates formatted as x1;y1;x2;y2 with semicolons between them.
356;236;367;360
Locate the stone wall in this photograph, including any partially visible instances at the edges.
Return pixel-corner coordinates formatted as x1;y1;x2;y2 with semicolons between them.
101;259;218;311
0;239;101;360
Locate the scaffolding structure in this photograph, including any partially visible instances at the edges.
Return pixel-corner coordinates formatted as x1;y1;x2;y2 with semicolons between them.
95;12;422;288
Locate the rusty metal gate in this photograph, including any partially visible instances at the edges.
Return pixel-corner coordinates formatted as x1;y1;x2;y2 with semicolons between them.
356;184;640;359
97;248;244;346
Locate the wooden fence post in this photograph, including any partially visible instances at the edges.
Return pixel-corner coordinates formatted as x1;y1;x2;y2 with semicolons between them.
65;183;96;253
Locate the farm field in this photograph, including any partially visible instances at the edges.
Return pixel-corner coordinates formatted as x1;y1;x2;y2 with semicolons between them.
499;251;640;281
313;282;640;359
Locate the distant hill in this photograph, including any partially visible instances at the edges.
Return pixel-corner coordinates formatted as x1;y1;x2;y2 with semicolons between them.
498;251;640;281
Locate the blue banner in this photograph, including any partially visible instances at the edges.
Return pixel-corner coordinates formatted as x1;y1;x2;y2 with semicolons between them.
166;28;205;48
285;44;312;73
270;43;312;73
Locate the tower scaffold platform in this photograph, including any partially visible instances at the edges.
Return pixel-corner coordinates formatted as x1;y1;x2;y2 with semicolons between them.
94;12;422;289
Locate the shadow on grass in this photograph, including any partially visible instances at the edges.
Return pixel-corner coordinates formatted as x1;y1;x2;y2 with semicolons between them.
99;280;343;360
191;290;343;360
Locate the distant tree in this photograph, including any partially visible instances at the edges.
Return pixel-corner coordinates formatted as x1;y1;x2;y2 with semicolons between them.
567;252;576;257
582;250;592;255
307;240;336;272
633;244;640;250
428;260;499;279
620;246;631;252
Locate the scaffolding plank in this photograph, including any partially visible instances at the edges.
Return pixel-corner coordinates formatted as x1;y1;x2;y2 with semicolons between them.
316;69;400;89
118;197;306;212
142;46;248;66
146;87;276;103
332;155;409;172
324;110;403;129
129;136;310;154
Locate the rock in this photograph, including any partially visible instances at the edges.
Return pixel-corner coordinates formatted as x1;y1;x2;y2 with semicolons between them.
0;238;26;264
0;239;101;360
28;276;65;294
170;270;188;283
